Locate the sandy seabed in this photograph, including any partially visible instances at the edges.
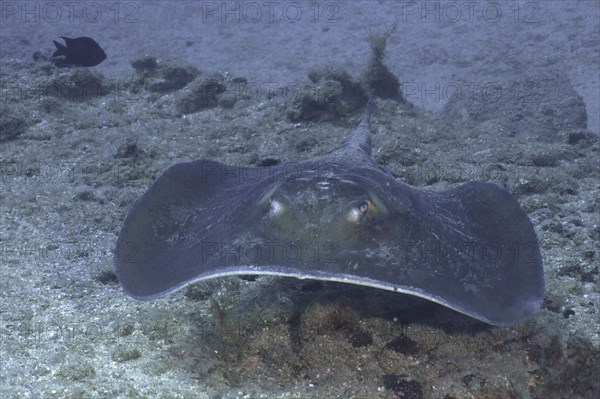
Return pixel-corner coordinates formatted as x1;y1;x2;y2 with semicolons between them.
1;1;599;398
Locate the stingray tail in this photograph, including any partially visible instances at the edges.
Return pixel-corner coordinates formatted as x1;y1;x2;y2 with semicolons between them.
341;89;374;156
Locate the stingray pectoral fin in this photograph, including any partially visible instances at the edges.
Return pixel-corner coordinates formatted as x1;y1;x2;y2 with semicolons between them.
417;181;545;326
114;160;270;299
114;156;544;327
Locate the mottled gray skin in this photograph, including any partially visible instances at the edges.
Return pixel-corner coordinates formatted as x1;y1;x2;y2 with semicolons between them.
115;95;544;326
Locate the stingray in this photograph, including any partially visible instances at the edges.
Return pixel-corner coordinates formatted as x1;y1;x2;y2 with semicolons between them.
115;94;545;326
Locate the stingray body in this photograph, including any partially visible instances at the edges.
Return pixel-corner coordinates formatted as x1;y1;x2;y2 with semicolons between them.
115;95;544;326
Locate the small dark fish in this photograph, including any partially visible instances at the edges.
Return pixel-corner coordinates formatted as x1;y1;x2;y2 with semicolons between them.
52;36;106;67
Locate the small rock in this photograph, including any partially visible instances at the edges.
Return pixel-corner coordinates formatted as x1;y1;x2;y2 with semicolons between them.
131;56;198;93
0;107;28;142
286;66;367;122
112;347;141;362
347;329;373;348
46;69;107;101
384;334;419;356
382;374;423;399
564;130;598;146
175;74;226;114
131;56;158;73
74;190;97;202
96;271;119;285
115;138;139;158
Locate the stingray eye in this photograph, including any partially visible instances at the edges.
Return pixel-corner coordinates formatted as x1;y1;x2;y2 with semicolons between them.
359;201;369;214
346;200;370;223
268;196;285;217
